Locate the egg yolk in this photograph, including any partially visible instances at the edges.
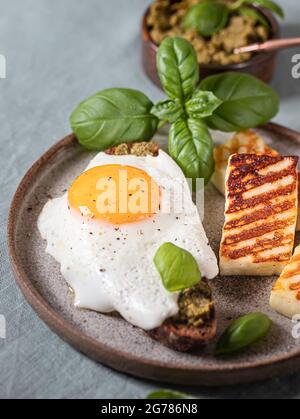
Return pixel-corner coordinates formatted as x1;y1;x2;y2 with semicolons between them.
68;164;160;224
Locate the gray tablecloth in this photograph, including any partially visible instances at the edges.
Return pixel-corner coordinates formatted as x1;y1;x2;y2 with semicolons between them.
1;0;300;399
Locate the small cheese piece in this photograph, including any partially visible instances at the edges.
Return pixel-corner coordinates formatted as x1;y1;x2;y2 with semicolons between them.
212;130;279;196
220;154;298;276
270;245;300;318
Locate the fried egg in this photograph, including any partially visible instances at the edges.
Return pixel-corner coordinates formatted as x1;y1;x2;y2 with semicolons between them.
38;149;218;330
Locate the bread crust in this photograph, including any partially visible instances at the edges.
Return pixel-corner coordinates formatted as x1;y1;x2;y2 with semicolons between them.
148;310;216;352
148;280;216;352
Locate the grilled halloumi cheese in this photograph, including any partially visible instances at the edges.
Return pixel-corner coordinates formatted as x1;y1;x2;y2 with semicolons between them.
270;245;300;318
220;154;298;276
212;130;279;196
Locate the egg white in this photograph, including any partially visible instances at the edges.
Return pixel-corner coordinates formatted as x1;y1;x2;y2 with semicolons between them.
38;149;219;330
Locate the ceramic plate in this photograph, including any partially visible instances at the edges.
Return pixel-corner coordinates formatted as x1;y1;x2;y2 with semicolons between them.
8;123;300;386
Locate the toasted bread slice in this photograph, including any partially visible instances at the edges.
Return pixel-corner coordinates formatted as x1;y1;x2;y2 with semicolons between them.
220;154;298;276
212;130;279;196
148;280;216;352
108;141;217;352
270;245;300;318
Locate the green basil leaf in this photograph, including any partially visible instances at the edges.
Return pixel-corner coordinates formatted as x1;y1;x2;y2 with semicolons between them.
186;90;223;118
182;2;229;37
168;118;214;182
151;99;185;123
147;390;195;399
199;72;279;132
154;243;201;293
70;88;158;150
238;7;270;27
216;313;272;356
157;37;199;101
246;0;284;19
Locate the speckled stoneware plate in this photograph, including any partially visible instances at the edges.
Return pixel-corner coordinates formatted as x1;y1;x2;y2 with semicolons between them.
8;123;300;386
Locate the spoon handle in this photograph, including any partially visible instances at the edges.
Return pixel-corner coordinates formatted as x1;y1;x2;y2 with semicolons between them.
234;38;300;54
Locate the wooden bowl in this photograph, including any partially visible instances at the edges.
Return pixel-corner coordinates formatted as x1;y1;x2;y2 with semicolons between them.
141;3;280;87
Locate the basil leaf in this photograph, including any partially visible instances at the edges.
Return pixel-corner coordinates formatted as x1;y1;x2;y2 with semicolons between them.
70;88;158;150
238;7;270;27
157;37;199;101
186;90;223;119
182;2;229;37
147;390;194;400
246;0;284;19
154;243;201;292
216;313;272;356
151;99;185;123
200;72;279;132
168;118;214;182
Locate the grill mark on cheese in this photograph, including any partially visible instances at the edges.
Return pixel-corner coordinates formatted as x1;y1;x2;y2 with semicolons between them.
224;211;293;240
225;194;291;221
226;154;297;214
228;155;297;185
228;154;281;171
270;244;300;318
281;257;300;278
271;247;300;289
282;269;300;279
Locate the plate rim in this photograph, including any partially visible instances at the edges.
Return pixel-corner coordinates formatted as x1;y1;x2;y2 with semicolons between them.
7;123;300;386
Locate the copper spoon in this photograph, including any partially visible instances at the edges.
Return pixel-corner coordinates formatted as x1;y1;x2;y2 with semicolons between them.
234;38;300;54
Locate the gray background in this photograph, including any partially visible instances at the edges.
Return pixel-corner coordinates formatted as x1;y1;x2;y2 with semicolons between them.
1;0;300;399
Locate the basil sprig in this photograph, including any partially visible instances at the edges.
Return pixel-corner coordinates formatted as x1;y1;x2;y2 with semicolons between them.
183;0;284;36
154;243;201;292
70;36;279;184
155;37;220;182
